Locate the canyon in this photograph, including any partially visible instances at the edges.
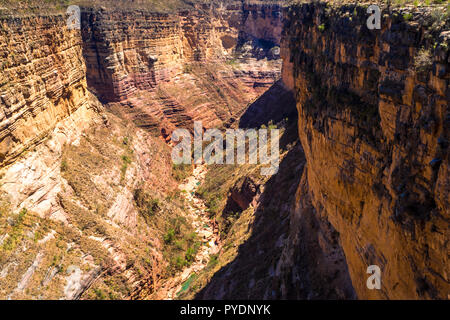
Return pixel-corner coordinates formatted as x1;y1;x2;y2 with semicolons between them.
0;0;448;300
283;2;449;299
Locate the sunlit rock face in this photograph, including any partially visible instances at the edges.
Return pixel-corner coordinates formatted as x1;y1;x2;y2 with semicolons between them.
283;3;449;299
0;12;180;299
0;1;286;300
81;9;184;102
80;2;284;137
1;0;446;301
0;15;98;166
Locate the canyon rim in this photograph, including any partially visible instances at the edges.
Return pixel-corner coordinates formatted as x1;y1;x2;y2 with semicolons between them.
0;0;448;302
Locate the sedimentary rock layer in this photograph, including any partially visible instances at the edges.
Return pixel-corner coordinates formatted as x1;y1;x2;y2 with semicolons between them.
0;15;97;166
0;1;286;300
283;2;449;299
81;9;184;102
80;2;284;135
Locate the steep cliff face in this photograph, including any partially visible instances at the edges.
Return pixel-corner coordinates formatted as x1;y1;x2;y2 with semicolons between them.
0;1;287;300
241;2;283;45
0;15;98;166
0;12;193;299
81;9;184;102
81;1;284;99
283;2;449;299
81;2;283;137
2;0;446;301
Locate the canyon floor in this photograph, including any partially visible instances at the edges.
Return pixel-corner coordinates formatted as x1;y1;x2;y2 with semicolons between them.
0;0;448;300
138;163;222;300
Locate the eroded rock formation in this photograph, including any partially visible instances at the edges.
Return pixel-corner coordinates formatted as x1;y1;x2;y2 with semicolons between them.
283;2;449;299
0;15;98;166
81;2;284;138
0;0;286;300
0;0;447;301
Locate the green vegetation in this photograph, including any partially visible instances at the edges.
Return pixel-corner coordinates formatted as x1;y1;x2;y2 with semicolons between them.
184;246;196;262
226;58;239;66
288;0;448;7
164;229;175;244
2;208;27;251
206;253;219;270
163;216;200;275
54;112;192;300
176;116;303;299
1;0;448;19
133;189;160;220
380;0;447;5
168;240;200;272
268;120;278;130
93;288;107;300
414;48;433;73
318;23;326;32
430;7;447;27
0;0;202;15
197;187;222;218
60;159;68;172
119;135;134;182
183;64;192;74
0;0;71;15
172;163;193;182
0;200;114;299
120;155;132;181
403;13;413;20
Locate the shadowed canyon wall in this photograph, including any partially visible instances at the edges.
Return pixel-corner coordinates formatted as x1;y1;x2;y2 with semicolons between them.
81;9;184;102
282;2;449;299
0;0;448;300
80;2;284;138
0;1;287;299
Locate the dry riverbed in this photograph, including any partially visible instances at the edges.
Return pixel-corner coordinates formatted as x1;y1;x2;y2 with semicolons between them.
153;164;221;300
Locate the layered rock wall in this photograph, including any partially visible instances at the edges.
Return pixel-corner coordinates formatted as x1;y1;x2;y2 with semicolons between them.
0;1;287;300
283;2;449;299
81;9;184;102
80;2;285;138
0;15;97;166
81;1;285;103
0;12;186;299
241;2;283;45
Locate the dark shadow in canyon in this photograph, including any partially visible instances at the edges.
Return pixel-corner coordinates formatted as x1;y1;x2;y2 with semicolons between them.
196;123;305;299
239;79;297;129
195;80;356;299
